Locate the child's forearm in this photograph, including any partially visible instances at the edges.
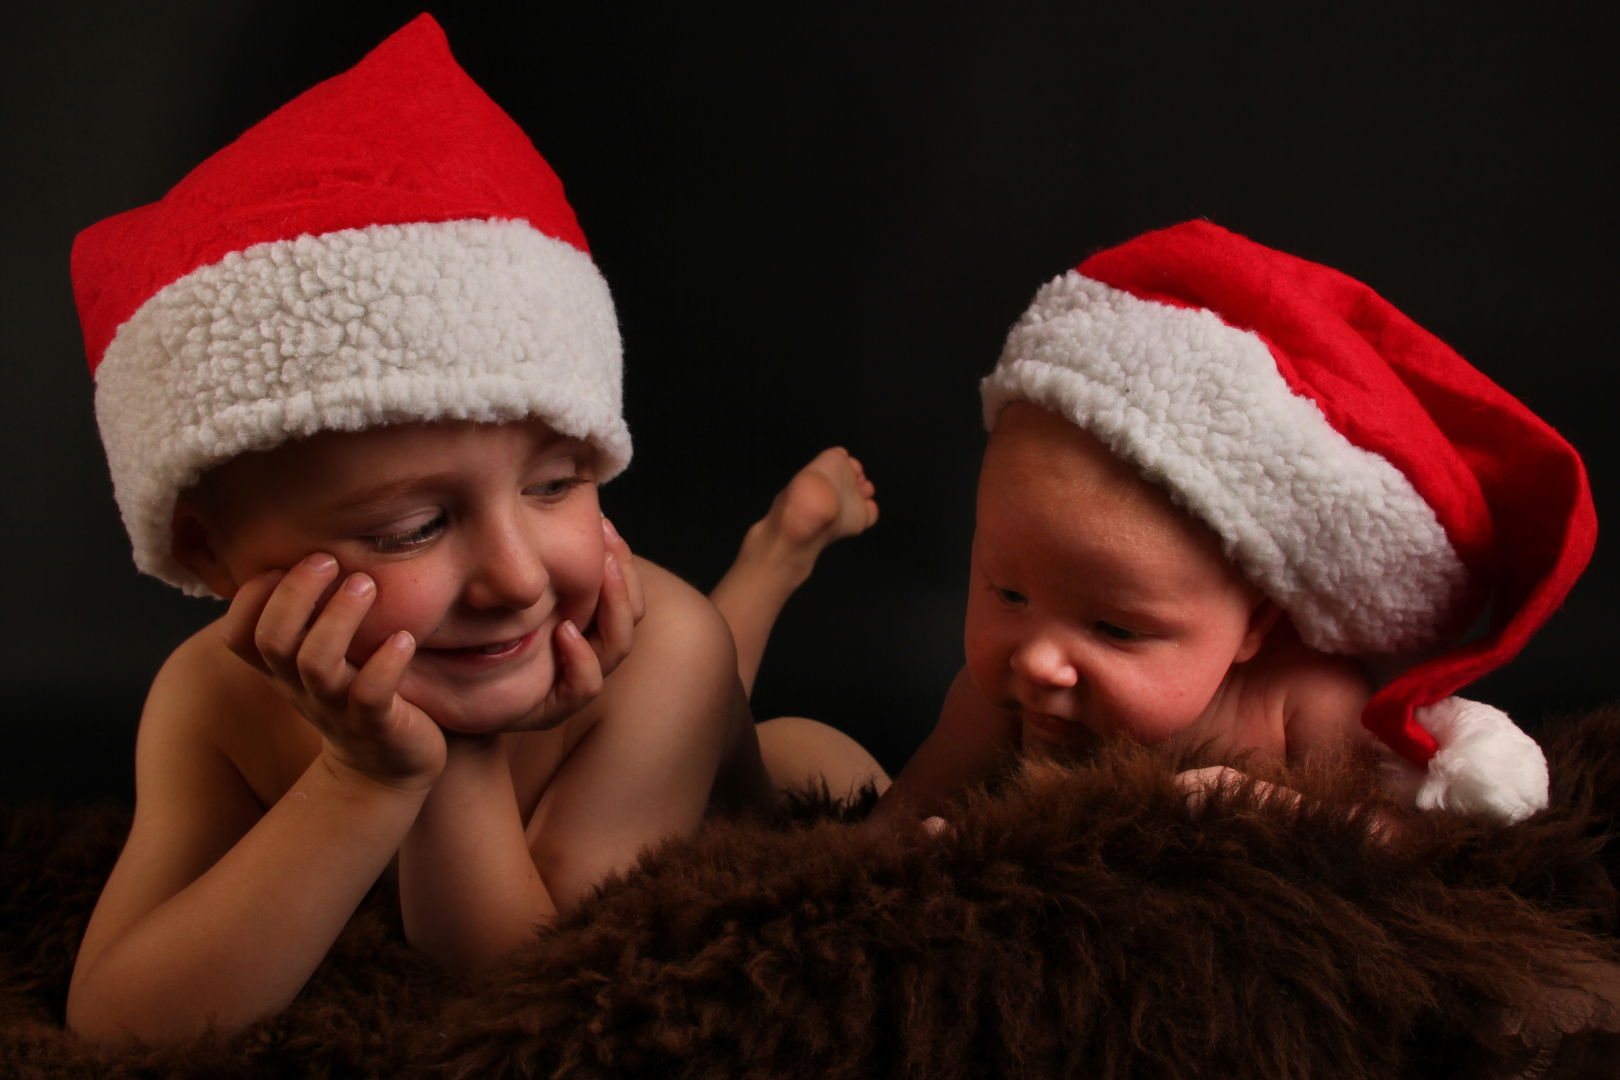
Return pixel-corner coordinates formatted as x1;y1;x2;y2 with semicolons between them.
397;735;556;970
66;752;429;1047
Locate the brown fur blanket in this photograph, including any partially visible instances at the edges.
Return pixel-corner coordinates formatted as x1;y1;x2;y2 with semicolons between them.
5;709;1620;1079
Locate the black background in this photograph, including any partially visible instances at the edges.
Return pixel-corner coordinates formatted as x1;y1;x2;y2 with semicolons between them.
3;1;1614;805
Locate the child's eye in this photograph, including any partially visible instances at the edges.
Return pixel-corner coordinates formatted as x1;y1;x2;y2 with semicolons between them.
526;474;588;500
1096;622;1136;641
369;513;445;553
995;587;1027;607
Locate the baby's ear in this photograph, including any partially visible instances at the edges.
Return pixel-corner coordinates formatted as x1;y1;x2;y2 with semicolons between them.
170;496;241;598
1235;599;1284;663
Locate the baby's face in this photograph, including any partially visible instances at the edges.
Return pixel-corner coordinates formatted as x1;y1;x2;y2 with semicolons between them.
966;404;1269;754
181;418;606;734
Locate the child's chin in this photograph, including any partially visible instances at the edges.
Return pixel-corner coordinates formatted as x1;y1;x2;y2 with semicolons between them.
432;702;563;735
415;685;566;735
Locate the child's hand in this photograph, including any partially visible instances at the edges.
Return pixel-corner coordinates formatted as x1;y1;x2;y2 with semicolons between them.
220;553;446;791
589;517;645;678
523;518;646;728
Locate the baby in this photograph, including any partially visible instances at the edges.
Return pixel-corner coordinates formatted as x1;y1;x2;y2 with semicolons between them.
65;17;879;1047
874;221;1595;830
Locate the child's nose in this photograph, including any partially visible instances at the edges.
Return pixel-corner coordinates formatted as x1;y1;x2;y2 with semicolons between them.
464;517;547;610
1008;634;1080;690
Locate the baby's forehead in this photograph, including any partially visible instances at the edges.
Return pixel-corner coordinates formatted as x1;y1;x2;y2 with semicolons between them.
984;404;1174;512
980;403;1237;569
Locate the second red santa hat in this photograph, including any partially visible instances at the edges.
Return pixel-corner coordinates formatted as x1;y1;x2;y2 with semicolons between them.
982;220;1596;822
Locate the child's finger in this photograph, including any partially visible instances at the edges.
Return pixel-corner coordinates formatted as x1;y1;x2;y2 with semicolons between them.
347;630;416;722
254;553;340;684
219;570;285;674
547;619;604;715
587;550;636;676
295;573;377;700
601;517;646;623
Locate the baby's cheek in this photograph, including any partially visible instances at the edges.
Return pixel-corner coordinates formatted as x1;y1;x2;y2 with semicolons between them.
963;634;1009;700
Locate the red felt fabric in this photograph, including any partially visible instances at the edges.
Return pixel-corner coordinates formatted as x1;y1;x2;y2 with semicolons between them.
71;13;588;374
1080;222;1597;765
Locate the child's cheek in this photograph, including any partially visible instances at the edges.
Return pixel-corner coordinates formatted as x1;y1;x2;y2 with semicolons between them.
557;535;607;632
343;567;441;664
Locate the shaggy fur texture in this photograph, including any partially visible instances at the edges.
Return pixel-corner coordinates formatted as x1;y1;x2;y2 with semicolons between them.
5;710;1620;1078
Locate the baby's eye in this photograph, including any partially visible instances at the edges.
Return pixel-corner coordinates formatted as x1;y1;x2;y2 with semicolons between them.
526;474;588;500
995;587;1027;607
1096;622;1136;641
369;513;445;553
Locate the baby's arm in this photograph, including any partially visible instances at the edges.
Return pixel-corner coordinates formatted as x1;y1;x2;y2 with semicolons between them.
67;558;446;1047
396;523;648;969
867;665;1020;829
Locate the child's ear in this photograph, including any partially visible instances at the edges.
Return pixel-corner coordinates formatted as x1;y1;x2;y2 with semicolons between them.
170;497;241;598
1234;598;1284;663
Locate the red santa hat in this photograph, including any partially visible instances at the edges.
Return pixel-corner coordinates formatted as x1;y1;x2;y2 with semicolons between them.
72;14;628;596
982;221;1596;823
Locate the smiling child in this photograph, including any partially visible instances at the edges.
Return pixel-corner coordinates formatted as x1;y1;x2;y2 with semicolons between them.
64;17;880;1047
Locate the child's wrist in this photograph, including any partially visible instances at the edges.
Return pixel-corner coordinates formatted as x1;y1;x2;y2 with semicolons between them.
318;747;442;799
438;732;510;774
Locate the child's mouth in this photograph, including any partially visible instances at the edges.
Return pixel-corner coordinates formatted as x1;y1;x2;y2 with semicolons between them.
423;627;541;662
467;638;523;655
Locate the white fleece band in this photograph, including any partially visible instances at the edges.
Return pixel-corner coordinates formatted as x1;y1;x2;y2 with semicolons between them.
983;271;1469;656
93;218;628;595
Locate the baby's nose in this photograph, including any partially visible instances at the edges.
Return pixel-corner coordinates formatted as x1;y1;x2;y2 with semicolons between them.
1009;635;1080;689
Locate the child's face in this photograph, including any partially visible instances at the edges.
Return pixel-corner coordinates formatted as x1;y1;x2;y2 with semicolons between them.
966;403;1271;754
178;418;606;734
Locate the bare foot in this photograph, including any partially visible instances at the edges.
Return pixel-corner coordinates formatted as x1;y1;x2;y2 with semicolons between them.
710;447;879;696
772;447;879;555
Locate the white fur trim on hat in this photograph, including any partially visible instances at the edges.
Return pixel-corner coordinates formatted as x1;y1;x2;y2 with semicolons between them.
982;271;1469;656
1377;697;1549;823
93;217;628;595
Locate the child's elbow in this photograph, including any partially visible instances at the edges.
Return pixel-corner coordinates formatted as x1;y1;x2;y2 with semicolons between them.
636;561;741;697
66;976;173;1050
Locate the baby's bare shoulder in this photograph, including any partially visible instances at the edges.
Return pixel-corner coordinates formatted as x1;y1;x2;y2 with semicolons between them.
1266;642;1373;760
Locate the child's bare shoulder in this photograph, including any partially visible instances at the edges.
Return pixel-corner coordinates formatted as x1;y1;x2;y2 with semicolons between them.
144;624;318;806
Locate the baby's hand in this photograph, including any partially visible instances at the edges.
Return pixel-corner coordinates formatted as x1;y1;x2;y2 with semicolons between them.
519;518;647;728
1174;765;1397;841
1175;766;1297;814
220;553;446;791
